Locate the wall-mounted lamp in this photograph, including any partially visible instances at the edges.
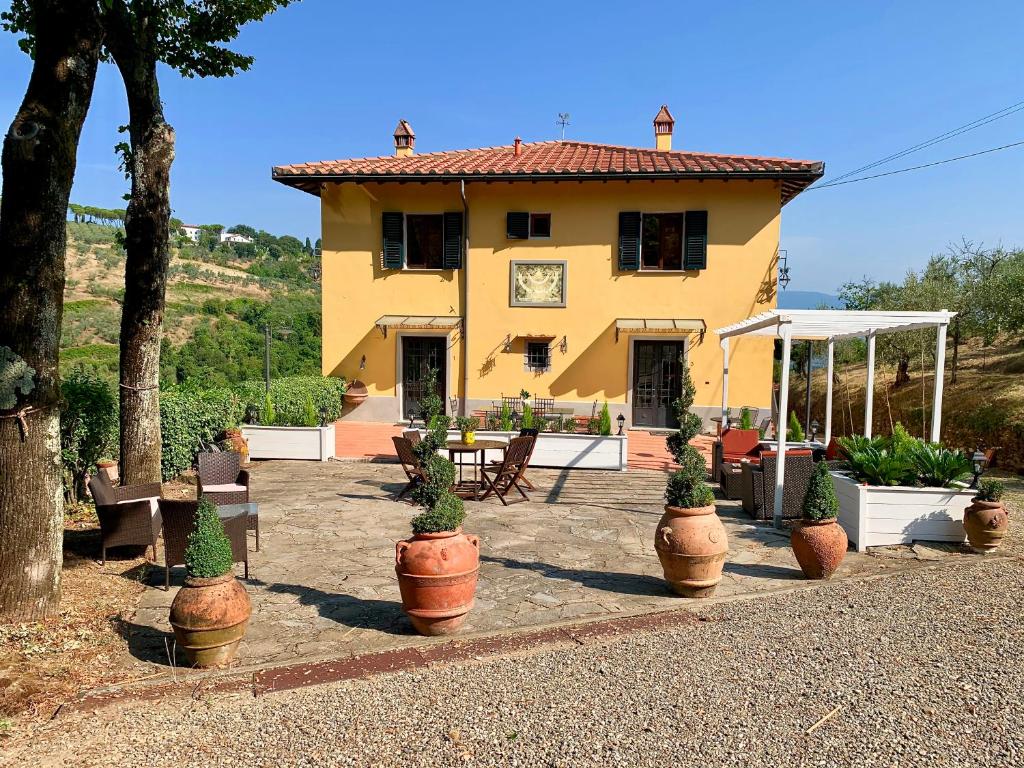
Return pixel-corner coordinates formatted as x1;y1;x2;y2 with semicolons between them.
558;336;568;354
359;354;366;371
616;413;626;436
778;249;791;291
502;334;513;353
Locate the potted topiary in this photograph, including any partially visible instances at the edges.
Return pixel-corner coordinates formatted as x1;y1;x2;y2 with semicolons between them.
168;499;251;667
786;411;805;442
963;479;1009;553
655;365;728;597
790;461;848;579
455;416;480;445
395;411;479;635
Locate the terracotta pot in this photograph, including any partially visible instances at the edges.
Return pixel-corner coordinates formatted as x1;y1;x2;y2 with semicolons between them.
395;528;479;636
963;499;1009;553
344;379;368;406
790;518;848;579
169;573;251;668
222;428;249;464
654;504;728;598
96;460;118;484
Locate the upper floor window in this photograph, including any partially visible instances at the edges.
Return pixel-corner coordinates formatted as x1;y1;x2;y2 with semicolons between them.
406;214;443;269
381;211;463;270
507;212;552;240
618;210;708;272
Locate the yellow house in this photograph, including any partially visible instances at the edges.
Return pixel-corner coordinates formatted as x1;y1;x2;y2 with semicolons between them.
273;107;823;429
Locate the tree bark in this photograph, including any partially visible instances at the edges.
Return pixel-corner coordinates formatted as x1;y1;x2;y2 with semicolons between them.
109;12;175;485
0;1;103;620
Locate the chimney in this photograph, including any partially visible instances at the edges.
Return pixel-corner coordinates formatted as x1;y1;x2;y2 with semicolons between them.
513;136;522;156
393;119;415;157
653;105;675;151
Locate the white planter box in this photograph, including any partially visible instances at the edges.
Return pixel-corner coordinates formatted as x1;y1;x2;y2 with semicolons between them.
832;472;972;552
241;424;335;462
431;430;628;472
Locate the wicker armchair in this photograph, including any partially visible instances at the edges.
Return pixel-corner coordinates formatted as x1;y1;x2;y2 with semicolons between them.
89;472;162;565
158;499;249;588
197;451;250;506
740;450;814;521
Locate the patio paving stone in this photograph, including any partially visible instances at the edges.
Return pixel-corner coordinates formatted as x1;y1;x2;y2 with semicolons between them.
125;459;988;674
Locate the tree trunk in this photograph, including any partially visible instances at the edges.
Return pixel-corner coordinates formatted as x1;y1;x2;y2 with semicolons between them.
0;2;103;621
113;46;175;485
894;355;910;387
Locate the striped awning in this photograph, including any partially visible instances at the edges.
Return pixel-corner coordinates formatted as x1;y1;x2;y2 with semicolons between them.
615;318;706;342
374;315;462;338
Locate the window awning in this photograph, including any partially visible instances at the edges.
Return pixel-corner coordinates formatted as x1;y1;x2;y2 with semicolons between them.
374;315;463;338
615;318;706;342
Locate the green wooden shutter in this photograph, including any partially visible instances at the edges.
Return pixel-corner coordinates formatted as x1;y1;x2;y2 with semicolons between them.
684;210;708;270
618;212;641;270
443;211;463;269
506;211;529;239
381;212;404;269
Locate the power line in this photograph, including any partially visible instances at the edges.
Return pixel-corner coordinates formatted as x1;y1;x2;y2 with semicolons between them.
809;139;1024;190
820;99;1024;186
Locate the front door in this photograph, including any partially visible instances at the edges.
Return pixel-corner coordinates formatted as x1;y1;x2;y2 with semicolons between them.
632;340;685;428
402;337;446;420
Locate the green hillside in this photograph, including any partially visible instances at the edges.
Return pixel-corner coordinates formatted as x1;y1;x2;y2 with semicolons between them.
61;220;322;385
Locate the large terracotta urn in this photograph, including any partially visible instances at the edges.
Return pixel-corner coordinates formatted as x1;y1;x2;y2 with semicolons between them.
96;459;119;484
654;504;728;598
344;379;369;406
396;529;480;636
169;573;251;667
963;499;1009;553
790;519;848;579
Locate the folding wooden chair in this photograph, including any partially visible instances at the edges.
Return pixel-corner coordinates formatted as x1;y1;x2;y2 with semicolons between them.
401;429;422;446
393;436;428;501
480;435;534;505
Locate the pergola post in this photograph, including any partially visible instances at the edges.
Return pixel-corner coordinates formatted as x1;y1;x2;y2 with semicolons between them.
720;338;730;429
864;332;876;438
931;322;947;442
773;326;792;529
824;338;834;446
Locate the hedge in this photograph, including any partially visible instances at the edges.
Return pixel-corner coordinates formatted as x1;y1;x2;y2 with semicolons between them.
160;387;243;480
236;375;346;427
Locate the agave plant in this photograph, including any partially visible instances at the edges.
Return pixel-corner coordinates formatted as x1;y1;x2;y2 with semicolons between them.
910;443;972;488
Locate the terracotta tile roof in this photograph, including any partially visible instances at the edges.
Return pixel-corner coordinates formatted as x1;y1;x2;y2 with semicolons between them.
273;140;824;204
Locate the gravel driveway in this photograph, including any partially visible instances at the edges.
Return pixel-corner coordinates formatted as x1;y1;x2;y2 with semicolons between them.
4;556;1021;767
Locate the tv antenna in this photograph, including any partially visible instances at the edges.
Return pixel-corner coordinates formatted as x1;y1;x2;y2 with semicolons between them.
556;112;571;140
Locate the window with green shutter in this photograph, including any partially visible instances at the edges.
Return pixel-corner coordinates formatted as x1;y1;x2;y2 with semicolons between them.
381;212;404;269
683;210;708;270
618;211;641;270
507;211;529;239
443;211;463;269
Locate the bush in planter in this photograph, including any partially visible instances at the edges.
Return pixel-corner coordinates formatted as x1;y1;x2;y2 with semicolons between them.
665;449;715;508
499;401;513;431
411;488;466;535
521;402;535;430
666;366;702;463
597;402;612;436
975;478;1005;502
263;392;277;426
909;443;971;488
60;371;118;501
802;461;840;520
184;498;233;578
235;376;346;427
786;411;805;442
302;394;318;428
739;407;754;431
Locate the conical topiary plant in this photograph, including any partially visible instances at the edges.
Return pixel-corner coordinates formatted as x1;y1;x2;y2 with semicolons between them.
664;362;713;508
184;498;234;578
802;461;839;521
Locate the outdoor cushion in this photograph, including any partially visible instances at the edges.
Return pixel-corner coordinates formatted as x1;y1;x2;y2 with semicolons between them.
202;483;247;493
721;428;760;456
118;495;160;517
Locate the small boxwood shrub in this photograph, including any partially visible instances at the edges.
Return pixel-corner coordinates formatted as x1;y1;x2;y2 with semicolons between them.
184;498;234;578
802;461;839;520
160;387;243;480
236;376;345;427
975;478;1005;502
597;402;612;436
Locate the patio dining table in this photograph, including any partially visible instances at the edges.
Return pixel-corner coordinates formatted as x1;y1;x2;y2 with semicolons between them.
446;438;508;500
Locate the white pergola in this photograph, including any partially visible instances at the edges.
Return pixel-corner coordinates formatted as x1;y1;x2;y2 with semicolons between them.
714;309;956;528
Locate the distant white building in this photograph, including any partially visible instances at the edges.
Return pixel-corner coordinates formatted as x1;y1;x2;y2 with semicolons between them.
219;231;254;245
180;224;201;242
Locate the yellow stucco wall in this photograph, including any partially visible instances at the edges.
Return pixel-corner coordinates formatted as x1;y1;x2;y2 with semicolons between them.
320;179;780;422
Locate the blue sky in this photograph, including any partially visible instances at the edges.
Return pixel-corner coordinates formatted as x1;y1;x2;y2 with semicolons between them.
2;1;1022;292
